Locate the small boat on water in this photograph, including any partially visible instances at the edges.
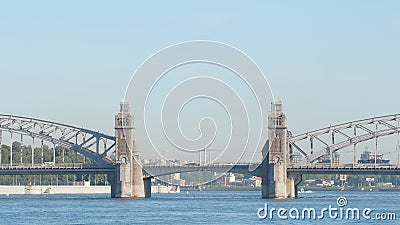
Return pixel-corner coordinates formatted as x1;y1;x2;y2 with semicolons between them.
151;185;180;194
298;188;313;194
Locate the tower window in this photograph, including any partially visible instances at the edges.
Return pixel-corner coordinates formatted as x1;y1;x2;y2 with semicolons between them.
274;119;281;126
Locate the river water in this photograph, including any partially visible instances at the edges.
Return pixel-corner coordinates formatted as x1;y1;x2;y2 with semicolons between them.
0;190;398;224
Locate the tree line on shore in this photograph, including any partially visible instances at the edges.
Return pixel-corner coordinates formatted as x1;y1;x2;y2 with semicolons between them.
0;142;108;186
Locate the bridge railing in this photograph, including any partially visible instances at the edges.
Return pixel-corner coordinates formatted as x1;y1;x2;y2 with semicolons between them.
0;163;101;170
288;164;400;170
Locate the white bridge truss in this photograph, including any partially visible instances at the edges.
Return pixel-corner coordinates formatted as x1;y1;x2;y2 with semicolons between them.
0;114;116;166
288;114;400;165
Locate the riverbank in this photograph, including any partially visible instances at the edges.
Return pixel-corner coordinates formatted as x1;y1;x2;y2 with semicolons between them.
182;186;260;191
0;185;182;195
298;186;400;192
0;185;110;195
182;185;400;192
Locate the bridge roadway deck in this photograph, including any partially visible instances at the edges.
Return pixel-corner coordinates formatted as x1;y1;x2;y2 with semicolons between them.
143;164;400;176
0;163;399;176
287;164;400;175
0;164;115;175
0;163;256;177
142;163;256;177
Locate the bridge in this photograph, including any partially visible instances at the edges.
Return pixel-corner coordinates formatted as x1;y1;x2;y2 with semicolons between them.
0;163;253;177
1;163;399;176
1;100;399;199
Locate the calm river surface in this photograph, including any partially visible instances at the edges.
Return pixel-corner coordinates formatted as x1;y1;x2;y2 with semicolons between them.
0;190;398;224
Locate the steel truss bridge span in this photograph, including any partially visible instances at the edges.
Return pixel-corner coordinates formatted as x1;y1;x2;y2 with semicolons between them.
142;163;259;177
0;114;116;166
288;114;400;165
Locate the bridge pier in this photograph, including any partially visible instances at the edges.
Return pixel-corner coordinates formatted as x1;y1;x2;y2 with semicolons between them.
293;174;303;199
287;178;295;198
285;174;302;198
108;173;119;198
143;177;152;198
261;162;301;199
261;150;276;198
261;163;276;198
112;101;145;198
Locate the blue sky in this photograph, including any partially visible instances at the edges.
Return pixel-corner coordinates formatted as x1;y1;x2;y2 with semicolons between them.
1;1;399;162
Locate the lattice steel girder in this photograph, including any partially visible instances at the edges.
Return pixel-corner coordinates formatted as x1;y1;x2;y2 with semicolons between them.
288;114;400;165
313;135;328;147
101;143;116;158
356;124;374;134
290;114;399;143
0;114;116;166
59;129;76;140
290;142;308;157
379;120;397;129
334;129;351;139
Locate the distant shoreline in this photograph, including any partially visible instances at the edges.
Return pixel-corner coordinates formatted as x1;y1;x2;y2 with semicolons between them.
297;186;400;192
182;186;400;192
181;186;259;191
0;185;110;195
2;185;399;195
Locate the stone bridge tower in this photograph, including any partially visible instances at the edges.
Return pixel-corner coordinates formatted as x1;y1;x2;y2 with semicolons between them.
262;99;295;198
112;101;145;198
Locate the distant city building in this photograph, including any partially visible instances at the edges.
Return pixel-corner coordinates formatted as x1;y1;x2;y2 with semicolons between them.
171;173;185;186
224;173;235;185
249;176;262;187
339;174;347;181
318;152;340;164
358;149;390;164
290;153;302;164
